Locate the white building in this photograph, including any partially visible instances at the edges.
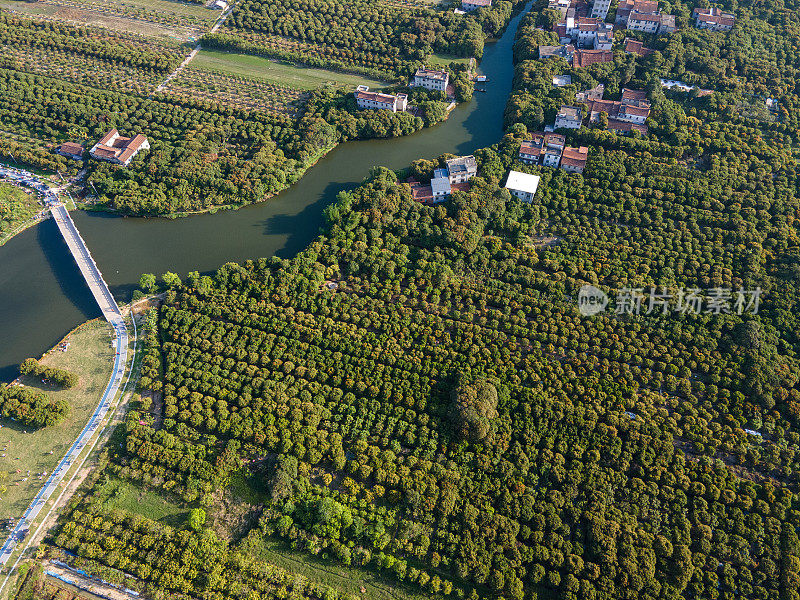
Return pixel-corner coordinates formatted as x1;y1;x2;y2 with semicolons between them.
445;155;477;183
505;171;541;202
412;68;449;92
461;0;491;10
431;169;452;202
590;0;611;19
354;85;408;112
555;105;583;129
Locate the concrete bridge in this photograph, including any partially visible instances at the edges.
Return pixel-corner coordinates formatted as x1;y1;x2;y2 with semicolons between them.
0;169;132;577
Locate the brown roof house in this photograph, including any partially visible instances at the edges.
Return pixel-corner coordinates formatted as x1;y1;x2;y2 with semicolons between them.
624;37;653;56
89;129;150;167
693;7;735;31
560;146;589;173
57;142;85;161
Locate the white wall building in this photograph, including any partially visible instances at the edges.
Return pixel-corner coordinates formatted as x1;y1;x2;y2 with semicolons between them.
445;155;477;183
412;68;449;92
590;0;611;19
431;169;452;202
461;0;491;10
505;171;541;202
354;85;407;112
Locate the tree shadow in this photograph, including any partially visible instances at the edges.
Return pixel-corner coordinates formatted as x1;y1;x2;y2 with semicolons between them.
256;178;359;259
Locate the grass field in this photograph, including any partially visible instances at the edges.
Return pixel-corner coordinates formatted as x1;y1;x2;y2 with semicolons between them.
98;476;187;526
239;535;431;600
193;50;388;90
0;320;115;520
0;183;42;247
427;52;473;67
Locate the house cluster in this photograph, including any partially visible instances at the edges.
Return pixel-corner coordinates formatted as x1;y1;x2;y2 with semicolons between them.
554;14;613;50
57;129;149;166
410;155;476;204
693;7;735;31
354;68;450;114
615;0;676;34
518;133;589;174
355;85;408;112
88;129;150;166
557;86;651;134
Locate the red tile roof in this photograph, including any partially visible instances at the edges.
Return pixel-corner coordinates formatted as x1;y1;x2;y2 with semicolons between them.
629;12;661;22
573;49;614;67
624;38;653;56
58;142;84;156
608;119;648;134
622;88;648;103
561;146;588;168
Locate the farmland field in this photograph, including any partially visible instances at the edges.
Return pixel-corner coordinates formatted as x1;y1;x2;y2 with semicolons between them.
0;0;217;40
192;50;389;90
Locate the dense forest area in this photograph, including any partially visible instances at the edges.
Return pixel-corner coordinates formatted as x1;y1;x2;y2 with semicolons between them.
207;0;525;80
51;116;800;599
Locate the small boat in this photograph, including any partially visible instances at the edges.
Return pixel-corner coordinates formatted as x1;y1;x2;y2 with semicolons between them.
474;75;488;83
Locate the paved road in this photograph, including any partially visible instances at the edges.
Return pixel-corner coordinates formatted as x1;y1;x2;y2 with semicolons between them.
0;167;129;566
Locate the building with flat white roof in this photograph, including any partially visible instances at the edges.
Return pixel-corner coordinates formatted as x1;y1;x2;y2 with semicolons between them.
431;171;452;202
412;68;449;92
505;171;541;202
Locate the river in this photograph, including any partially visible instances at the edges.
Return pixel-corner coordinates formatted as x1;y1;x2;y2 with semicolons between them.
0;4;530;380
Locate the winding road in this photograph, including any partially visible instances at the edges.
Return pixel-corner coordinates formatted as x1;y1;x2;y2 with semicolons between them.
0;167;131;572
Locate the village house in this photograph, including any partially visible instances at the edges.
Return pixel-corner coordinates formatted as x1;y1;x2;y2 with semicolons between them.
539;44;575;61
519;133;565;167
573;48;614;68
555;106;583;129
576;17;614;49
576;83;605;102
560;146;589;173
412;68;449;92
548;0;571;18
354;85;408;112
410;157;475;205
618;0;676;34
504;170;541;202
89;129;149;167
445;155;478;183
461;0;491;10
56;142;84;161
624;37;653;56
590;0;612;20
431;168;452;202
584;87;651;133
693;7;735;31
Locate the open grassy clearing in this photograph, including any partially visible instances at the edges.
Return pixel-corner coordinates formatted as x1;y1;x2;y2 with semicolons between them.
193;50;388;90
238;535;431;600
0;320;115;521
97;476;187;526
427;51;473;67
0;184;42;246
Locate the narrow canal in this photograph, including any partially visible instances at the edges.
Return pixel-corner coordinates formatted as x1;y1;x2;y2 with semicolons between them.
0;3;530;380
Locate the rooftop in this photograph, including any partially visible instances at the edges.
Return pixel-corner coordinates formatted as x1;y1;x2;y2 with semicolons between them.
561;146;589;167
505;170;541;195
557;105;582;120
415;68;449;81
573;49;614;67
446;155;477;173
